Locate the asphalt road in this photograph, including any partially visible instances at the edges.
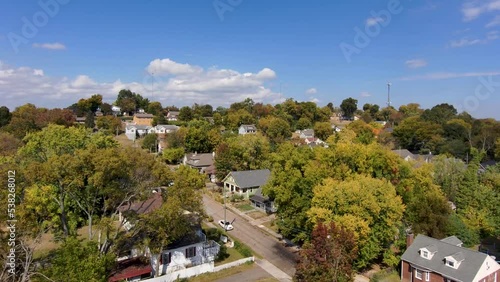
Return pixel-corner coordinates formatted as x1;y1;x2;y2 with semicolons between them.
203;194;298;277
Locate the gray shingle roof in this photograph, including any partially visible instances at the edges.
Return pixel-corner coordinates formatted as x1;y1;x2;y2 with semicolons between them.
440;236;463;246
134;113;154;118
226;169;270;189
392;149;415;159
402;235;490;282
240;124;257;131
185;153;214;167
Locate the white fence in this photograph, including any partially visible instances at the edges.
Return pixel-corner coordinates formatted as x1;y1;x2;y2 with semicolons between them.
213;256;255;272
142;257;254;282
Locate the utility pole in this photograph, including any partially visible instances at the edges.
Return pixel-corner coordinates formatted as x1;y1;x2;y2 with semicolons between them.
223;185;227;230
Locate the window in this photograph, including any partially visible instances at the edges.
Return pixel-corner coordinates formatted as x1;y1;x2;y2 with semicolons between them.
425;272;430;281
185;246;196;258
422;250;429;258
446;260;454;267
415;269;422;280
161;252;171;264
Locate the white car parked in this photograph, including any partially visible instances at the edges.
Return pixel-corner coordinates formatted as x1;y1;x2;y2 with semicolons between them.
218;220;234;231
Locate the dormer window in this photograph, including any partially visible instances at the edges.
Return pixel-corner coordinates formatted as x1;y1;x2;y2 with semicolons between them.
419;245;437;260
444;252;464;269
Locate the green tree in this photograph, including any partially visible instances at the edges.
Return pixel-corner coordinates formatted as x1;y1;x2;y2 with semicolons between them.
39;237;115;282
296;117;312;130
179;106;193;121
147;101;163;116
308;175;404;269
85;111;95;128
265;117;292;143
294;222;358;282
421;103;457;124
96;115;122;134
162;147;185;164
0;106;12;127
142;133;158;152
340;98;358;119
313;122;333;141
346;120;375;144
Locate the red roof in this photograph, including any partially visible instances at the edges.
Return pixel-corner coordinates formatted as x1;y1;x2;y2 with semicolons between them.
118;192;163;215
108;258;152;282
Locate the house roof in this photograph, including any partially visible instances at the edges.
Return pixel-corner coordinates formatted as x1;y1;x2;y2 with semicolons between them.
392;149;415;159
155;124;179;131
126;125;152;130
440;236;463;246
185;153;214;168
401;234;494;282
250;189;270;204
240;124;257;131
225;169;270;189
300;129;314;137
118;192;163;215
108;257;152;282
167;111;179;117
134;113;154;119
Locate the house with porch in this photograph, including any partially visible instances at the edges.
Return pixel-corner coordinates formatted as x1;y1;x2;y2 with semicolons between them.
223;169;270;199
401;234;500;282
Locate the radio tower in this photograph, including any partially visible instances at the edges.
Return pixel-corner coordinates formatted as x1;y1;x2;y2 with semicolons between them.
387;82;392;108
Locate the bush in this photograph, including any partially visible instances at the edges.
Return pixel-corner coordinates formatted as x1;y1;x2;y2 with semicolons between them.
370;269;400;282
216;244;229;262
207;215;214;222
230;194;244;203
234;240;253;257
205;228;224;242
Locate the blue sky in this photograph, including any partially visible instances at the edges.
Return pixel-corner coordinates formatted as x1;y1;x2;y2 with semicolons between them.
1;0;499;118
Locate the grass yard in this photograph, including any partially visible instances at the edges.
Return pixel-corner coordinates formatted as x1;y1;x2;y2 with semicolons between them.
186;262;255;282
247;211;267;220
236;203;255;212
114;133;142;148
262;220;279;233
214;245;244;266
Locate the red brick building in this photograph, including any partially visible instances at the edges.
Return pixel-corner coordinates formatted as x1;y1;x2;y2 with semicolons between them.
401;234;500;282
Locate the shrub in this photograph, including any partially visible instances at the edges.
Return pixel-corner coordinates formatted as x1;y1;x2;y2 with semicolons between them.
234;240;252;257
216;244;229;262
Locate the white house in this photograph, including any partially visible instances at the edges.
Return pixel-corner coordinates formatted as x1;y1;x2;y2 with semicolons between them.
299;129;314;139
125;124;180;141
125;124;153;140
166;111;180;121
238;124;257;135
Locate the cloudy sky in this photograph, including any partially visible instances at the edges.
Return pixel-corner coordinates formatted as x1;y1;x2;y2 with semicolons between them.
1;0;499;118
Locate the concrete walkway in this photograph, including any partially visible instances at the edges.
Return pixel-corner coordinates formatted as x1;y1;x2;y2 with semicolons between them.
255;259;292;282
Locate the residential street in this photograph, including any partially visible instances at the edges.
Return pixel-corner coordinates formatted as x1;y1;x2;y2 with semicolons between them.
203;194;298;278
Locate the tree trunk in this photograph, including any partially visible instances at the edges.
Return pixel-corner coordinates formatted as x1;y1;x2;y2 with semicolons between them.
155;253;162;277
59;192;69;237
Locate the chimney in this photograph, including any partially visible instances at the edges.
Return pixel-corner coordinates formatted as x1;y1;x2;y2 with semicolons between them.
406;232;414;247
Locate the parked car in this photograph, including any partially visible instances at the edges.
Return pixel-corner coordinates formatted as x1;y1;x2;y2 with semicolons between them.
218;220;234;231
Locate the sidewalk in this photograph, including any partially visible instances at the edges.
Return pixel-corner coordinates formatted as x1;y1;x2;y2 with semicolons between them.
255;259;292;282
225;203;282;240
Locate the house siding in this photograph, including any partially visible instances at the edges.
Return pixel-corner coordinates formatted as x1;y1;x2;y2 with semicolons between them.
403;260;500;282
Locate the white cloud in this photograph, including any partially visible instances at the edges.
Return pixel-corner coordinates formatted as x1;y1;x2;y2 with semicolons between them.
405;59;428;69
0;59;281;110
462;0;500;21
448;31;499;47
147;58;202;76
360;91;371;97
366;17;384;26
306;88;317;94
399;71;500;81
310;97;320;103
32;42;66;50
486;15;500;27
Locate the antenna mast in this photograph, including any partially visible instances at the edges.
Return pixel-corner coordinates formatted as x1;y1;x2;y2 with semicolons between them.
387;82;392;108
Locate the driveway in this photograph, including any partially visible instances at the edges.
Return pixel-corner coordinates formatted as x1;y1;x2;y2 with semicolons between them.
215;263;274;282
203;194;298;277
